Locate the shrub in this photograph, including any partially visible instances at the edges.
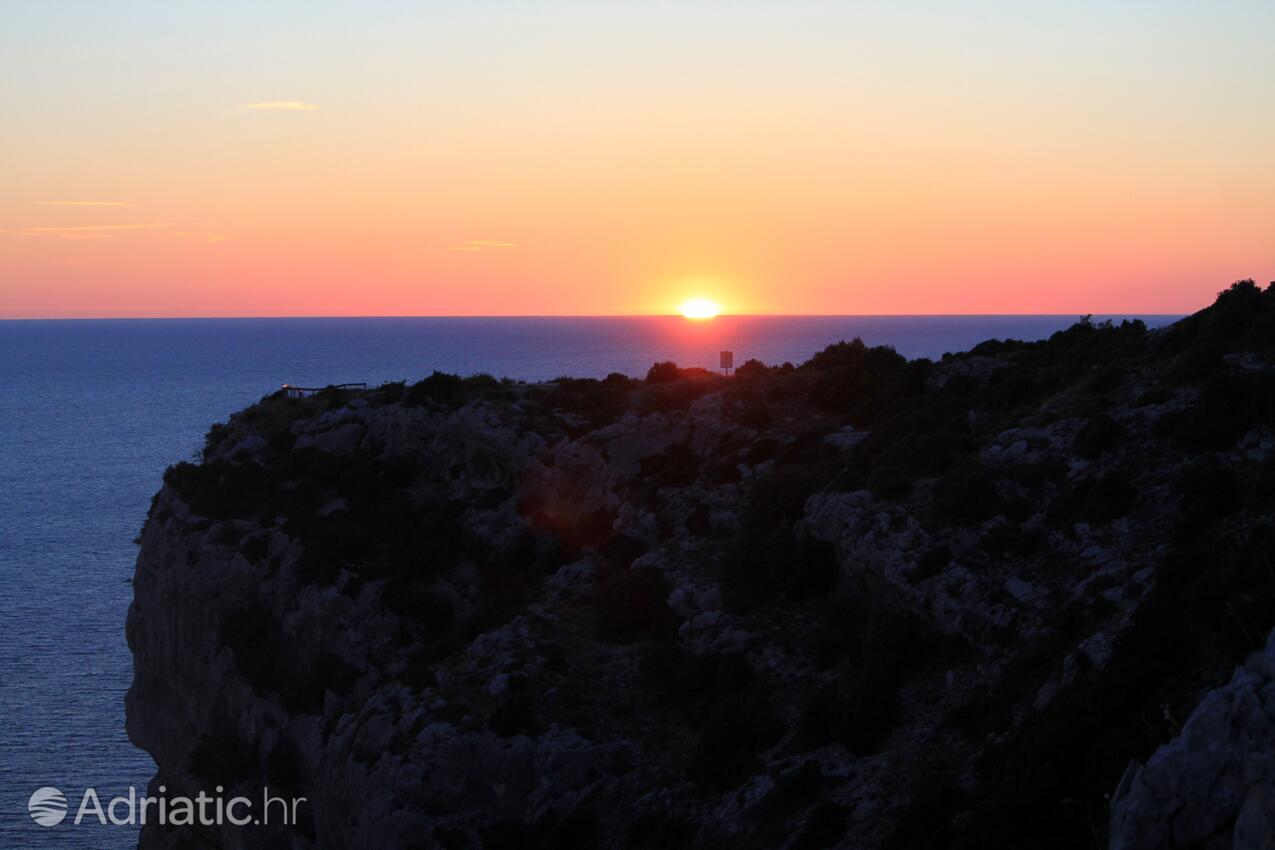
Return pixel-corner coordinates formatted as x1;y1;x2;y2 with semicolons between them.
594;565;679;642
1073;414;1122;459
980;522;1044;557
686;694;782;791
383;580;455;637
747;466;822;524
646;361;681;383
488;692;537;737
913;544;952;582
640;381;712;413
736;358;770;378
798;600;957;754
1169;371;1275;452
462;373;500;390
804;339;919;425
1051;471;1138;526
738;399;773;429
480;810;599;850
869;465;912;500
722;525;838;608
722;465;839;606
792;802;847;850
932;466;999;525
164;460;274;519
1176;463;1239;541
640;645;755;719
404;371;464;406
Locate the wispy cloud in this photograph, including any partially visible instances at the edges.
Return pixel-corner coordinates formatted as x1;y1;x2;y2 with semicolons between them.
34;200;135;207
241;101;318;112
22;223;167;239
170;231;228;244
451;240;517;252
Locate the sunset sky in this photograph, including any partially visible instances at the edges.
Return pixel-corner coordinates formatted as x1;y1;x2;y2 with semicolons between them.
2;1;1272;318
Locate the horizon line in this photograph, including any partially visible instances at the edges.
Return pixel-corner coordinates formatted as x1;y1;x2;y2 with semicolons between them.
0;311;1188;322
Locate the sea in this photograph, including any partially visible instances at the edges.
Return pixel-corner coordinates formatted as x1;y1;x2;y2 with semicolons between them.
0;314;1178;847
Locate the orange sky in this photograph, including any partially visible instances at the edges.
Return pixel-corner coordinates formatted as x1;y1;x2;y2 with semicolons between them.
2;2;1272;318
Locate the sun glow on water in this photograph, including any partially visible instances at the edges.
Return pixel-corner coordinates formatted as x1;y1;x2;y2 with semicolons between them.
679;298;720;319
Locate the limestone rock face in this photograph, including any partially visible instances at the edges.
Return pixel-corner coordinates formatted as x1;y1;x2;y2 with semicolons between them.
1110;632;1275;850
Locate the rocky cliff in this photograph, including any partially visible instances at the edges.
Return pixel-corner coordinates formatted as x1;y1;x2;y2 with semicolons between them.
127;281;1275;849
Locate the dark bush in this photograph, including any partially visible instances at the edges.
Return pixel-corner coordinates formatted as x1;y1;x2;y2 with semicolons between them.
869;465;912;500
722;525;838;608
798;599;957;755
736;358;770;378
404;371;464;406
686;694;782;791
980;522;1044;557
383;580;455;637
722;465;839;606
602;372;634;389
738;399;773;429
932;466;999;525
594;565;679;642
626;810;696;849
747;466;823;524
638;441;702;488
599;532;648;568
1073;414;1122;459
1169;371;1275;452
760;760;830;820
640;645;755;719
463;373;500;390
1177;463;1239;541
871;429;975;477
488;692;537;737
165;460;274;519
792;801;847;850
203;422;230;457
913;544;952;582
481;810;599;850
1077;470;1137;525
685;503;713;537
640;381;713;413
1088;367;1128;394
805;339;920;425
646;361;682;383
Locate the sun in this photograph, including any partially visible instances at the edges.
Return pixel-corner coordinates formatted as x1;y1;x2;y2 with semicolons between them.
679;297;720;319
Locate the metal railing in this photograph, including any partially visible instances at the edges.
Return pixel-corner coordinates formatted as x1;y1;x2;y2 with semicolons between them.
281;382;368;398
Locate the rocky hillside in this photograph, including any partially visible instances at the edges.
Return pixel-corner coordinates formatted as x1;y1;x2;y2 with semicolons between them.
126;280;1275;849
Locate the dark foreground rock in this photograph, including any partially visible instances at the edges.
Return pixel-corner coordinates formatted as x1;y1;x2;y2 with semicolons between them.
127;281;1275;849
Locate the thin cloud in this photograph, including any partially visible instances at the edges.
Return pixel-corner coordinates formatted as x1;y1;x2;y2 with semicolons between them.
22;223;167;239
451;240;517;252
170;231;228;244
34;200;135;207
241;101;319;112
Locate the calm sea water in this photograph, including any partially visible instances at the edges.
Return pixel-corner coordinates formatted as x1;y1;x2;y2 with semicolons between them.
0;314;1176;846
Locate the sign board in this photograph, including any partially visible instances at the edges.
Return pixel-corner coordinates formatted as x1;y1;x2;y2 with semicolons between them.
720;350;734;370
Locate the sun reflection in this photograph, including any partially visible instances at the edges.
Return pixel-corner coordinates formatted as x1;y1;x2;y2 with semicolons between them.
679;298;720;319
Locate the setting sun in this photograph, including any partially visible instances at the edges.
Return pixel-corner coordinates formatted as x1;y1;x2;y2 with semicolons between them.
679;298;721;320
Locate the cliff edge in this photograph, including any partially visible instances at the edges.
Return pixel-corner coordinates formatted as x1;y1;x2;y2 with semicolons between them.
127;281;1275;849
